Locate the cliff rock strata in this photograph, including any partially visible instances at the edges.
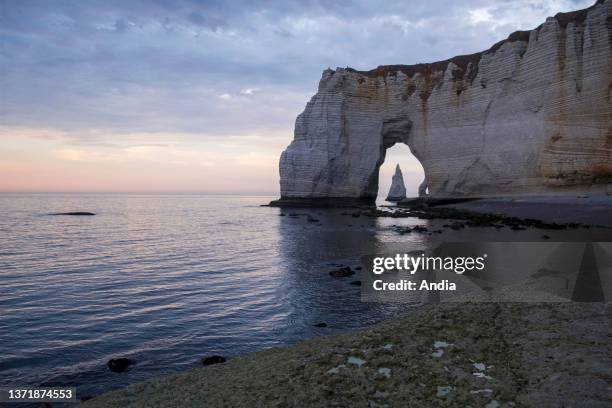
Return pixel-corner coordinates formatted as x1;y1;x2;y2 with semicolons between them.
275;0;612;205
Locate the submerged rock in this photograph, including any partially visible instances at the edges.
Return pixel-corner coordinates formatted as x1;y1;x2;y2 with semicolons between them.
49;212;95;216
329;266;355;277
393;225;429;234
107;358;134;373
386;164;407;202
448;222;466;230
202;355;226;366
313;322;328;328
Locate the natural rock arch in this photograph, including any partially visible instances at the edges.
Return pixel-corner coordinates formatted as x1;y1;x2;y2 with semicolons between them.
275;1;612;206
366;117;413;199
373;128;429;201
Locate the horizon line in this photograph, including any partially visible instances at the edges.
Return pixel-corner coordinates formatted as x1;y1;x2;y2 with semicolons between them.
0;191;280;196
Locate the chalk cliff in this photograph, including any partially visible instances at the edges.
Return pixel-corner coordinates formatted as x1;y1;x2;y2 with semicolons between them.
275;0;612;205
386;164;408;202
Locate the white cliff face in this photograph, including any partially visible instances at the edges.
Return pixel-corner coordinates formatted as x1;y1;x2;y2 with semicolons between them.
386;164;407;202
278;1;612;202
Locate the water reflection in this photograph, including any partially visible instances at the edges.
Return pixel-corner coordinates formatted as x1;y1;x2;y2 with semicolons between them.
276;208;413;334
0;195;416;402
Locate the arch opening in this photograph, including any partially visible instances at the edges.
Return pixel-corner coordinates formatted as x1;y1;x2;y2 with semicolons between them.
376;143;427;204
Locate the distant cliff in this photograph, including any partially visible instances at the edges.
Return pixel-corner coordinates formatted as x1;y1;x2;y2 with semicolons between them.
276;0;611;204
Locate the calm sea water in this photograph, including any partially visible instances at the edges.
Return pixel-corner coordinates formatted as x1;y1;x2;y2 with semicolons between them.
0;194;428;400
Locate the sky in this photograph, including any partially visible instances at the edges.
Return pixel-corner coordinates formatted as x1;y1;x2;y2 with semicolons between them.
0;0;593;195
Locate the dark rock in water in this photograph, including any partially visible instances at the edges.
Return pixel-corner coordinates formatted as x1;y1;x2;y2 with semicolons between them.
307;216;319;223
393;226;411;235
541;234;551;240
449;222;465;230
329;266;355;277
279;213;286;216
365;202;590;231
202;355;226;366
349;280;362;286
107;358;134;372
393;225;431;234
49;212;95;216
355;266;362;271
313;322;328;327
351;212;361;218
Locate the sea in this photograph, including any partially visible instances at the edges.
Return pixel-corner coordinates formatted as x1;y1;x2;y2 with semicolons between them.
0;194;425;401
1;193;609;403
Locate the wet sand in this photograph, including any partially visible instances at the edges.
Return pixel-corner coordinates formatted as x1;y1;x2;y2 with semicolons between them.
441;194;612;228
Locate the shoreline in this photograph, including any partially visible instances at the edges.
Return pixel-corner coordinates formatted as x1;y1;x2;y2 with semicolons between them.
83;300;611;407
438;194;612;228
81;198;612;407
268;194;612;228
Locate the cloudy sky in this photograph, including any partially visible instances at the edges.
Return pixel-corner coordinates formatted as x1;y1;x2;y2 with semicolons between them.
0;0;592;195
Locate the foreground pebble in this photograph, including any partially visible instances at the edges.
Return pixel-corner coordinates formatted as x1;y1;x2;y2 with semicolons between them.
377;368;391;378
347;356;366;367
436;386;452;398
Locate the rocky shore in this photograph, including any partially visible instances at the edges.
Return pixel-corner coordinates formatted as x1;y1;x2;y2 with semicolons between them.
83;301;611;407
